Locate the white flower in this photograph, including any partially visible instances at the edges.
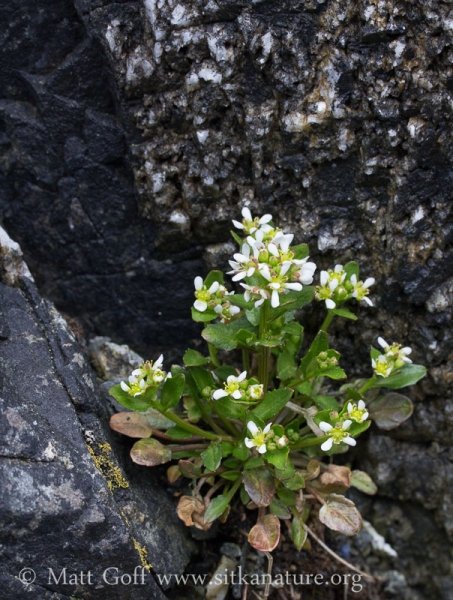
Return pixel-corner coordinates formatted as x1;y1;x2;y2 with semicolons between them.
347;400;369;423
372;354;393;377
232;207;273;235
378;337;412;363
193;277;221;312
244;421;272;454
319;420;356;451
351;274;375;306
227;243;259;281
120;375;146;397
212;371;247;400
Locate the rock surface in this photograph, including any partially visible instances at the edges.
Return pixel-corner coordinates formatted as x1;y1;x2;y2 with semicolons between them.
1;0;453;597
0;228;193;599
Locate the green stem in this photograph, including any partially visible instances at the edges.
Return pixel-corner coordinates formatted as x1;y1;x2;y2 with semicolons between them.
320;312;334;332
287;372;315;389
358;376;377;395
291;435;328;450
208;343;221;367
154;405;232;442
168;443;208;452
258;300;270;393
211;409;241;438
224;475;242;502
242;348;251;375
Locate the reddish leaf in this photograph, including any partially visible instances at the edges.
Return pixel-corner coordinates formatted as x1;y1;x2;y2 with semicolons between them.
242;468;276;507
110;412;153;438
130;438;171;466
248;515;281;552
319;494;362;536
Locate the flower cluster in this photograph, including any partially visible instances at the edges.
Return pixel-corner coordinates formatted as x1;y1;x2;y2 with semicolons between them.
193;276;240;322
319;420;356;452
315;264;375;309
120;355;169;396
245;421;272;454
229;209;317;308
212;371;264;403
372;337;412;378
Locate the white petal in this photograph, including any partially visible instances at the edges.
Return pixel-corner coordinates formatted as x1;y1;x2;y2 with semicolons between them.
285;282;302;291
246;267;255;277
260;264;271;281
358;400;366;409
233;253;247;263
347;402;353;412
271;290;280;308
299;274;314;285
230;305;241;315
329;279;339;292
321;438;334;451
244;438;256;448
242;207;252;221
238;371;247;382
401;347;412;355
194;276;203;290
342;419;352;430
259;214;273;224
232;219;245;229
363;277;375;288
319;421;333;432
255;298;265;307
363;296;373;306
320;271;329;286
247;421;259;435
120;381;130;392
194;300;208;312
403;356;412;363
263;423;272;433
343;436;357;447
270;282;281;290
154;354;164;368
213;389;228;399
209;281;220;293
378;337;388;349
350;274;357;285
325;299;336;309
232;390;243;399
232;272;248;281
334;264;343;272
280;262;291;276
268;243;279;257
214;304;223;313
260;223;273;233
362;411;369;420
254;230;264;243
258;444;267;454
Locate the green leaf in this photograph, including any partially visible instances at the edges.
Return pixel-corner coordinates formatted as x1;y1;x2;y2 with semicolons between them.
233;442;249;461
130;438;172;466
191;307;218;322
201;441;223;471
160;374;185;410
283;471;305;491
252;388;293;421
373;364;427;390
202;323;238;351
368;392;413;430
313;395;340;411
109;384;156;412
183;349;209;367
165;426;193;439
215;365;239;381
221;470;241;481
235;329;256;347
291;243;309;260
344;261;359;281
242;468;276;507
213;397;246;420
204;270;224;288
245;307;261;326
230;229;244;246
291;514;308;551
204;495;230;524
276;487;297;506
190;367;215;393
245;456;265;470
144;408;175;430
277;352;297;381
229;294;253;310
281;321;304;336
350;470;378;495
330;307;358;320
269;498;291;519
266;446;289;470
317;366;347;380
370;346;381;361
270;287;315;321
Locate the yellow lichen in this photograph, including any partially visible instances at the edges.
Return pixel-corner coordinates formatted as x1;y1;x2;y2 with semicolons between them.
87;442;129;491
133;538;153;571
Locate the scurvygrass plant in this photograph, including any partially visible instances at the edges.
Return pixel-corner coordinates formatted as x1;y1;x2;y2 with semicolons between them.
109;207;426;560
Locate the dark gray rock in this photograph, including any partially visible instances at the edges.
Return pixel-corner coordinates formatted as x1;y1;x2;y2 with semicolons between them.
0;229;194;599
1;0;453;597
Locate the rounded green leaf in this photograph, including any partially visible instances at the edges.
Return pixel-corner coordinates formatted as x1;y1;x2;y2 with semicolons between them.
368;392;413;430
130;438;172;466
160;373;185;410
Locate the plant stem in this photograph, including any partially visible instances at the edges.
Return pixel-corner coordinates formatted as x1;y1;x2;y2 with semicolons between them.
358;375;377;395
225;475;242;502
242;348;251;375
291;435;327;450
154;405;233;442
258;300;270;393
320;311;334;332
168;443;209;452
211;409;241;438
208;343;221;367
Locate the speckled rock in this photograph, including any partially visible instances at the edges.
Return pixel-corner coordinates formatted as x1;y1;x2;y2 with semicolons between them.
0;229;194;599
88;336;144;380
1;0;453;597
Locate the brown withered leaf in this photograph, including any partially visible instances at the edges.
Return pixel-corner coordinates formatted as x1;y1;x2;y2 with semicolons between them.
166;465;181;483
242;468;276;507
110;412;153;438
130;438;171;466
319;494;362;536
248;514;281;552
177;495;212;531
305;459;321;480
320;464;351;488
